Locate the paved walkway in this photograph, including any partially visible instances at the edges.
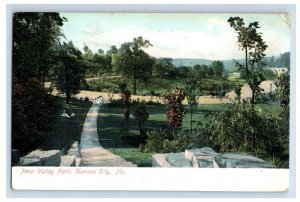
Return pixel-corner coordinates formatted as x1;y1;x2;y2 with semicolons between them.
79;103;136;167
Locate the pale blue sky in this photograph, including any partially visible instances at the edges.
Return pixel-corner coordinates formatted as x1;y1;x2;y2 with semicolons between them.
60;13;290;60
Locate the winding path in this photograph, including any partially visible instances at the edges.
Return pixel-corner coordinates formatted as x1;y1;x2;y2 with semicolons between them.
79;103;136;167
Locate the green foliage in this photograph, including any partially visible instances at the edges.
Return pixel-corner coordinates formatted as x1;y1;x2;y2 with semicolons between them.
234;84;242;102
143;129;193;153
13;12;66;84
112;36;154;94
119;83;131;132
164;87;186;139
185;78;199;133
12;75;60;155
53;41;85;103
209;103;288;159
228;16;268;105
12;12;65;154
143;129;168;153
133;102;149;135
275;72;290;107
121;132;146;146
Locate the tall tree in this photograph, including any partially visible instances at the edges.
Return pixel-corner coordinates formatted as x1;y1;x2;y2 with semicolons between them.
228;17;268;105
164;88;186;140
185;78;199;134
12;12;65;154
112;36;154;94
54;41;85;103
210;61;224;77
119;83;131;133
13;12;66;84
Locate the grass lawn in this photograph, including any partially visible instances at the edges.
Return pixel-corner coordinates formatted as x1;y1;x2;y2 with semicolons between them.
97;103;231;167
97;102;283;167
39;97;92;154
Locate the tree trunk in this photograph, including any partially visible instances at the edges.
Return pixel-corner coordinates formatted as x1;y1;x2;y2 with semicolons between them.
133;78;137;95
173;128;177;140
251;88;255;106
66;90;70;104
190;105;193;134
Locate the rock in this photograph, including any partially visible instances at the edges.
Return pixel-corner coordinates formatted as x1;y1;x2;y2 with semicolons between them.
60;155;76;167
152;154;173;167
166;152;192;167
192;154;214;168
75;157;82;167
67;141;80;156
24;150;61;166
213;153;276;168
18;157;42;166
185;147;218;161
12;149;20;166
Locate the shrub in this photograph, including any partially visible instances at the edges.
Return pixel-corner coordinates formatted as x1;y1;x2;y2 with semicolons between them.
143;129;193;153
143;129;168;153
209;103;288;158
133;103;149;135
121;132;146;146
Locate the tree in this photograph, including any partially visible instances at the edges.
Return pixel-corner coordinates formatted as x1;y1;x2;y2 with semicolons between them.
210;61;225;77
275;72;290;107
12;12;65;154
228;17;268;105
153;58;175;78
54;41;85;103
185;78;199;134
119;83;131;133
13;12;66;84
164;88;186;140
112;36;154;94
234;84;242;103
133;102;149;136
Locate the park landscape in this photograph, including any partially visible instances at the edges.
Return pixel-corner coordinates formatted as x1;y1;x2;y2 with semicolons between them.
12;13;290;168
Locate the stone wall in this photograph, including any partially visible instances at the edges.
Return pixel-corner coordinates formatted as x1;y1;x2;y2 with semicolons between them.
153;147;276;168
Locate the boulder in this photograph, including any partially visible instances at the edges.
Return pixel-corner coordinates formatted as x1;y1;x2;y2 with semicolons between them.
12;149;20;166
152;154;173;167
18;157;42;166
24;150;61;166
60;155;76;167
192;154;215;168
185;147;218;161
213;153;276;168
166;152;192;167
75;157;82;167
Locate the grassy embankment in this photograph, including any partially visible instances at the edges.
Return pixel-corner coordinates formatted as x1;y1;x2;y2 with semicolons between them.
39;97;92;154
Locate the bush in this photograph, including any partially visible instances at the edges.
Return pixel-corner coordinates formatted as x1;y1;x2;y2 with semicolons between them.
121;133;146;146
209;103;288;158
143;129;193;153
143;129;168;153
12;75;60;155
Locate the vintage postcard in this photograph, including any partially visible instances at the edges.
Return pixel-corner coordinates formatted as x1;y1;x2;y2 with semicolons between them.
11;12;291;191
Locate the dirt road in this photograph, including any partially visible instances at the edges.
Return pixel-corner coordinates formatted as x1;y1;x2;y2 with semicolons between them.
45;80;276;105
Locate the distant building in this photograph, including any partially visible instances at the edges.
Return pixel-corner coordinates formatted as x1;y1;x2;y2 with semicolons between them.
267;67;288;75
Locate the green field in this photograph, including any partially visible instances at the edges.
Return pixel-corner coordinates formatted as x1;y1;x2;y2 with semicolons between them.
97;103;234;166
39;97;92;154
96;102;283;167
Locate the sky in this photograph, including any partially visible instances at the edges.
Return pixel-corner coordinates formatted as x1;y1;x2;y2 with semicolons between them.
60;13;291;60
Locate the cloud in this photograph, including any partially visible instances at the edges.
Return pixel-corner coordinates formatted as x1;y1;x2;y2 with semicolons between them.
82;27;103;35
72;20;289;60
